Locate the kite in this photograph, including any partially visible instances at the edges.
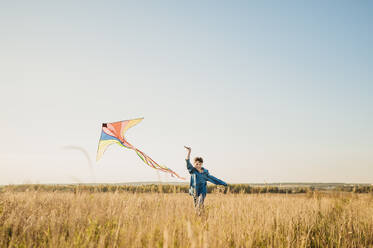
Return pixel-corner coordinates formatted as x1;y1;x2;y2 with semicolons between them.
96;118;185;180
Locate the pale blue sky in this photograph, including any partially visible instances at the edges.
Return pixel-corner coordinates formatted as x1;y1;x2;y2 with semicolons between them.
1;1;372;184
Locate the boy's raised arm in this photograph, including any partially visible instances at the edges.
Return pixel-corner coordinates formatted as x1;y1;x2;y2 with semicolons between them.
184;146;194;174
184;146;191;160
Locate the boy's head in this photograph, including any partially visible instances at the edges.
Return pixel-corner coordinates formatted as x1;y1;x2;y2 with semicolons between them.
193;157;203;170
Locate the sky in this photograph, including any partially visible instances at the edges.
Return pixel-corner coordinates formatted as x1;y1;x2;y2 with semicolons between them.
1;1;372;185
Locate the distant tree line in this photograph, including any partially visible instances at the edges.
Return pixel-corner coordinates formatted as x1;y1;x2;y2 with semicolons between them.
1;184;373;194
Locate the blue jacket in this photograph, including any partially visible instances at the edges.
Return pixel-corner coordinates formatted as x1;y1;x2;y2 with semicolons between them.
186;159;227;197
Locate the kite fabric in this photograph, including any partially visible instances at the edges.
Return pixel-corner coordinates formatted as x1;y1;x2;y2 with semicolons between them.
96;118;185;180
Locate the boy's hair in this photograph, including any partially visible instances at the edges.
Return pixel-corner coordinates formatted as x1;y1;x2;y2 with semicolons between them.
194;157;203;163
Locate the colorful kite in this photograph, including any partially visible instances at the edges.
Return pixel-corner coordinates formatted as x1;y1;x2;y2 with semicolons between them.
96;118;185;180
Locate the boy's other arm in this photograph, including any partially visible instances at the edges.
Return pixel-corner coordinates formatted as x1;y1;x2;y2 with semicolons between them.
206;173;227;186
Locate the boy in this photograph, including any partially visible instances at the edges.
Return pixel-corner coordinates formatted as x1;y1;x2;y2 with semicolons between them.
184;146;227;210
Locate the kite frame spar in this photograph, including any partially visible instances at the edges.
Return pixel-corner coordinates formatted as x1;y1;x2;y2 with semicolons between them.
96;117;185;180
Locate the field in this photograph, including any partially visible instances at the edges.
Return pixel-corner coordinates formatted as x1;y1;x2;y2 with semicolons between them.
1;185;373;247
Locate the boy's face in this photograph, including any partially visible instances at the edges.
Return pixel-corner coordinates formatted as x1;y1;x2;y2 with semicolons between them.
194;161;203;170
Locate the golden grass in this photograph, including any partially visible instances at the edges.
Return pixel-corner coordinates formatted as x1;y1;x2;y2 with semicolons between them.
1;190;373;247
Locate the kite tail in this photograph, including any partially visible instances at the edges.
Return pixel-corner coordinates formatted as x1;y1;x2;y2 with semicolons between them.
135;148;186;180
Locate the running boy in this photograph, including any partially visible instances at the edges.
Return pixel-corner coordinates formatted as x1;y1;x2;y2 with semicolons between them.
184;146;227;210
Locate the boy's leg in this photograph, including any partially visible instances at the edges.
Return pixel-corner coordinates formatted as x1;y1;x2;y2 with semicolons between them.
194;193;206;215
193;192;202;208
197;193;206;208
193;187;200;208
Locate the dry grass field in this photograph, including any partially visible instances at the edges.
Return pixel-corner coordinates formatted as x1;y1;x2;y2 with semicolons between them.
1;188;373;247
